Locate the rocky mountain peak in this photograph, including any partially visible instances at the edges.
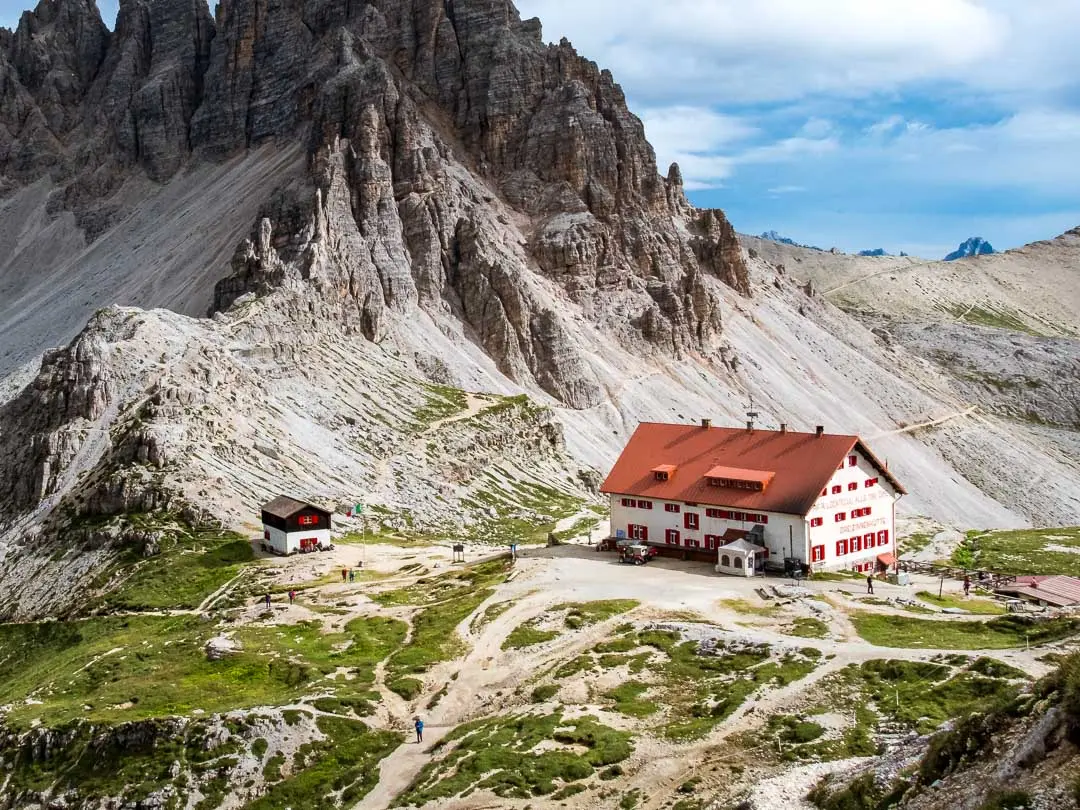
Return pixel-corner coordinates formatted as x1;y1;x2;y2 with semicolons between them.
0;0;753;580
944;236;995;261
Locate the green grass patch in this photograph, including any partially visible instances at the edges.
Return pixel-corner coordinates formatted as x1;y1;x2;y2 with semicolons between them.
395;712;632;804
857;659;1018;734
786;618;829;639
960;527;1080;577
898;532;934;556
470;600;515;632
604;681;657;718
531;684;559;703
719;598;782;617
95;528;254;612
553;515;601;542
563;600;639;628
916;591;1006;615
246;716;401;808
505;600;639;649
809;570;865;582
503;622;560;650
383;575;505;688
0;614;405;730
946;304;1043;335
851;613;1080;650
411;384;469;430
388;677;424;701
371;559;509;608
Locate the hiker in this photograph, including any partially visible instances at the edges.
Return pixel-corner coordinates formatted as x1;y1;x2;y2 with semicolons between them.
414;717;424;744
341;567;348;582
349;569;355;583
264;593;272;610
288;590;296;605
866;574;874;594
963;575;971;597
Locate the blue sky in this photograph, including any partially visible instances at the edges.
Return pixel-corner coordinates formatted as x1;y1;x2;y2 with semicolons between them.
4;1;1080;257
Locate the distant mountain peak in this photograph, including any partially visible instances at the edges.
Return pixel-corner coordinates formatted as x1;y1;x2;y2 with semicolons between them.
945;237;995;261
758;231;824;251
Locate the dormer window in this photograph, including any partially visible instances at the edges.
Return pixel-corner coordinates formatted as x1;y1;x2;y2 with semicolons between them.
652;464;677;482
703;465;775;492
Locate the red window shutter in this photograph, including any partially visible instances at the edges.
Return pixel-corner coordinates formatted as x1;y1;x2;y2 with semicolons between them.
848;483;858;492
641;526;649;542
832;485;841;494
849;455;857;467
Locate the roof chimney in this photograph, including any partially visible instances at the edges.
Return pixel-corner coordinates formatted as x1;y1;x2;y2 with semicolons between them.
780;423;787;434
701;419;712;429
816;425;824;438
746;421;754;432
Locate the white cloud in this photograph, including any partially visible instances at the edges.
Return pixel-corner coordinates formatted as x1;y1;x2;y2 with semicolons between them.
639;106;758;153
767;186;807;194
518;1;1080;106
519;0;1021;103
638;107;755;188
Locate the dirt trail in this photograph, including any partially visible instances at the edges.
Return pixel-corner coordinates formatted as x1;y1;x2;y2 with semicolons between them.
370;393;492;499
868;406;979;439
820;259;936;296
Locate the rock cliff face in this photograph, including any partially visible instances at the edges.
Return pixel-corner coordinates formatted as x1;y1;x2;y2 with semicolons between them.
0;0;748;407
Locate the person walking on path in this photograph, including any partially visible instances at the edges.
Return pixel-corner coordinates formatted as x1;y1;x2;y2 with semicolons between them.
341;567;348;582
963;575;971;597
414;717;424;744
288;590;296;605
866;574;874;594
349;569;355;583
264;593;272;610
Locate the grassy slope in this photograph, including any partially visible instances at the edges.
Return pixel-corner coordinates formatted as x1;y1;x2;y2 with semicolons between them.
0;615;406;729
396;711;632;804
852;613;1080;650
960;527;1080;576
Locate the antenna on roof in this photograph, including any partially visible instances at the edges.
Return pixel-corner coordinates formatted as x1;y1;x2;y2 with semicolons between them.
745;395;759;432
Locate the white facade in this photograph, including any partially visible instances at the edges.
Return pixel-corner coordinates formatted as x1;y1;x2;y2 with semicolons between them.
804;449;900;572
263;525;331;555
608;446;900;572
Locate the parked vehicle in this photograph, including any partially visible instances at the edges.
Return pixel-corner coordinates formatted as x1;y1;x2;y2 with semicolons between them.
619;545;657;565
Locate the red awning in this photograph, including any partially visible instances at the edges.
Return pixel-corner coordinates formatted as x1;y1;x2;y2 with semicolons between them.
877;553;896;566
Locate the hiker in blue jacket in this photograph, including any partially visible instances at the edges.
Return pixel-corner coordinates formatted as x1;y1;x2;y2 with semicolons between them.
414;717;424;743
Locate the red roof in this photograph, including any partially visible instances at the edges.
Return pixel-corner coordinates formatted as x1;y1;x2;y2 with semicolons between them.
997;575;1080;607
601;423;905;516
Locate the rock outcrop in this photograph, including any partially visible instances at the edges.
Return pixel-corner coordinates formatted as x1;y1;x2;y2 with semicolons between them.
1;0;748;409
